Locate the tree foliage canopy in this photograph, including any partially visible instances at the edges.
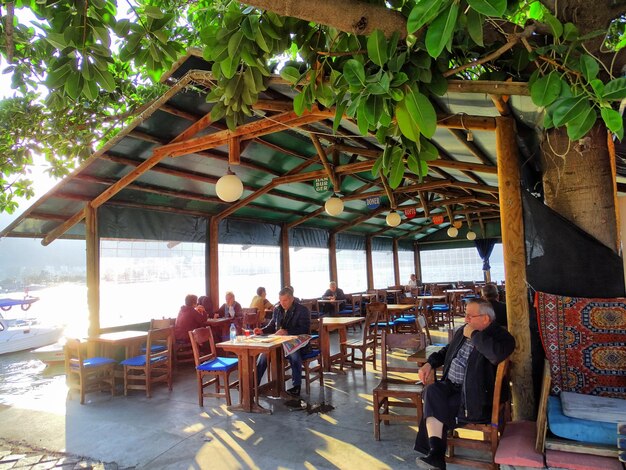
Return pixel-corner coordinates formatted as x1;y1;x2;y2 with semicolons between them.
0;0;624;212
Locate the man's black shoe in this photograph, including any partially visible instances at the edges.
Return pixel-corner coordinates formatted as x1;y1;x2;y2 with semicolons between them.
415;453;446;470
287;386;301;396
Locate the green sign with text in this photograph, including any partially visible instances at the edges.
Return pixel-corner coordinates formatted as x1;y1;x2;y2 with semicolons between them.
313;177;330;193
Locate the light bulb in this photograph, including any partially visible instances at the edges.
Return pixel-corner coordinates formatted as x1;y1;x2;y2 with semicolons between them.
466;230;477;241
386;211;401;227
215;172;244;202
447;227;458;237
325;196;344;216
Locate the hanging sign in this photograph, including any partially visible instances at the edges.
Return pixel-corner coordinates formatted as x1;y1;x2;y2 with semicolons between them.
432;214;444;225
365;196;381;209
404;208;417;219
313;177;330;193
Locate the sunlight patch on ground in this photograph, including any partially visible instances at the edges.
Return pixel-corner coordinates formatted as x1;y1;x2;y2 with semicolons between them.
230;420;255;441
307;428;392;469
211;427;260;470
318;413;337;425
183;422;205;434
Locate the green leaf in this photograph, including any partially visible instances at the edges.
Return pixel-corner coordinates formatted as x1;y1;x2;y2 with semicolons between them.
590;79;605;96
93;67;116;92
357;104;369;135
426;73;448;96
407;0;449;34
566;105;596;140
467;0;506;17
254;26;270;53
579;55;599;82
551;95;591;127
293;91;307;116
467;9;484;46
543;12;563;38
144;5;164;18
371;155;384;177
419;137;439;161
364;95;383;125
404;87;437;138
603;78;626;100
343;59;366;88
601;107;622;134
45;32;68;50
367;29;388;67
333;98;348;133
389;146;405;188
228;31;245;58
425;3;459;58
316;83;334;108
396;99;421;142
280;66;300;85
406;153;420;175
563;22;579;41
220;55;237;79
530;72;562;107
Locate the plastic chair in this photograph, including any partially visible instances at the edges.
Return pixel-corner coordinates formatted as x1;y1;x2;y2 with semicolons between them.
65;338;116;405
189;326;239;406
120;326;173;398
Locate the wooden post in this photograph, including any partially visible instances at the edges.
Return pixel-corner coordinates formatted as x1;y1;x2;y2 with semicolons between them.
281;224;291;288
414;242;422;282
366;236;374;290
85;205;100;337
208;217;220;313
204;217;211;306
329;233;338;284
392;238;400;285
495;116;534;420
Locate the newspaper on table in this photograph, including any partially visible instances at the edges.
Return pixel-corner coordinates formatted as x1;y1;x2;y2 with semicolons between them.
281;334;311;357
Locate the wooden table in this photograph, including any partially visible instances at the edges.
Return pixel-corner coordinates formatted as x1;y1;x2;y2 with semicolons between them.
387;304;416;314
317;298;345;315
205;317;231;344
90;330;148;359
320;317;365;372
386;289;403;303
217;335;292;414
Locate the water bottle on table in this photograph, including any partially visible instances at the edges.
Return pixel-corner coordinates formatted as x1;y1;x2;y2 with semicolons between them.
230;323;237;343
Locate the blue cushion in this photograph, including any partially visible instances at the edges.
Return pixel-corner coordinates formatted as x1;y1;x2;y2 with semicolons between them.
197;356;238;372
310;334;319;340
394;316;416;325
120;354;167;367
302;349;320;360
72;357;116;368
139;344;166;353
548;395;616;446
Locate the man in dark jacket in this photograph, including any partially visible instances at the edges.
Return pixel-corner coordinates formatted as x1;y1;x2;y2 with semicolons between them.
255;287;311;397
481;283;508;329
414;298;515;470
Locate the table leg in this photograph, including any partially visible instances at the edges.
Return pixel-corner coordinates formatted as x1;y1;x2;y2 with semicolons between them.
266;347;285;398
321;326;332;372
228;351;271;414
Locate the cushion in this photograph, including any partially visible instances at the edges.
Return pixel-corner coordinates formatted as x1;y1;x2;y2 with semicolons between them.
494;420;544;468
548;395;615;445
198;356;238;372
546;449;623;470
74;357;116;368
140;344;166;354
561;391;626;423
120;354;167;367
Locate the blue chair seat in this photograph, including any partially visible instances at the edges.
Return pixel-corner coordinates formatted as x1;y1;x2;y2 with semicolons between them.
120;354;167;367
301;349;320;360
197;356;238;372
310;334;319;341
393;316;415;325
71;356;116;369
372;321;395;328
431;305;450;311
139;344;167;354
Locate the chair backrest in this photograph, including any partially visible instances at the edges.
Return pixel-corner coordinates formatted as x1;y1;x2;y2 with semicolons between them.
351;294;363;313
381;332;423;378
242;308;259;329
490;358;511;426
416;312;432;345
299;299;318;313
64;337;86;372
189;326;217;366
150;318;175;329
147;327;173;363
367;301;389;324
361;309;378;343
400;297;417;306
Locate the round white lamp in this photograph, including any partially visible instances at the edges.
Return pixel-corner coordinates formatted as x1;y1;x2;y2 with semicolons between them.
325;196;344;216
216;170;244;202
447;226;458;237
466;230;477;241
386;211;401;227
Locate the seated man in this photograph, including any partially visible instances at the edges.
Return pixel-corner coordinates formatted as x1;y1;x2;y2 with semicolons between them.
174;294;205;342
250;286;274;324
481;283;507;328
254;287;311;397
414;298;515;470
321;281;346;315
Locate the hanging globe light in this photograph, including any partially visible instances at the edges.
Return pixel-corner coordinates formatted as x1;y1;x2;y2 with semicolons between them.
215;168;244;202
386;211;401;227
453;220;463;229
447;226;458;237
466;230;477;241
325;195;344;216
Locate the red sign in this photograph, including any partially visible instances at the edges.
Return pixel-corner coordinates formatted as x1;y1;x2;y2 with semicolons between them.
432;214;444;225
404;208;417;219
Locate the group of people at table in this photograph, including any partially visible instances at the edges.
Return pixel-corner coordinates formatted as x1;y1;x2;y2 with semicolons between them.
172;280;513;470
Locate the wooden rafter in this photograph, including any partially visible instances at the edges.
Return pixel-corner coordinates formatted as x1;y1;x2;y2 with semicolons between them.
311;134;339;191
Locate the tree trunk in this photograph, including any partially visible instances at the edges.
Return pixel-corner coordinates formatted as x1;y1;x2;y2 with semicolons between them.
540;123;619;252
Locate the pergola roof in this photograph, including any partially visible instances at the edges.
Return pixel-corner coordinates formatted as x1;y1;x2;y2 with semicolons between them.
1;50;545;245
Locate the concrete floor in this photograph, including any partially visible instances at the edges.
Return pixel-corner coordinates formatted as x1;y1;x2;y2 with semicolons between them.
0;328;474;470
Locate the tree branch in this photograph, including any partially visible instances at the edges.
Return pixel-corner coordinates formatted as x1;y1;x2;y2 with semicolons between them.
241;0;407;38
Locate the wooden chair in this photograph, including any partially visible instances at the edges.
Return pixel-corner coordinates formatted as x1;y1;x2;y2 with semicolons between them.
143;318;175;354
241;308;260;330
446;358;511;469
372;332;424;440
65;338;116;405
120;326;173;398
367;301;393;346
342;309;378;375
189;326;239;406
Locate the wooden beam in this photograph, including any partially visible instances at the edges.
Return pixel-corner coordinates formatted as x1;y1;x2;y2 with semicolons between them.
172;111;214;143
229;136;241;165
329;233;338;284
366;237;374;290
496;116;533;420
85;205;100;337
253;99;294;112
42;207;87;246
311;134;339;191
447;80;529;96
428;159;498;174
392;238;400;285
286;207;325;229
208;217;219;313
281;224;291;288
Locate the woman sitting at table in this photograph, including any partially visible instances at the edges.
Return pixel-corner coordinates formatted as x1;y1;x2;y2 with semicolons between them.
174;294;206;342
217;291;242;319
321;281;346;315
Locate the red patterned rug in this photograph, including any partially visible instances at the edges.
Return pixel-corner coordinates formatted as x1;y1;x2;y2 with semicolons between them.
536;291;626;398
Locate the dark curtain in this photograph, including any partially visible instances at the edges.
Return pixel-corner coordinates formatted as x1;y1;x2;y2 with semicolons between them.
474;238;497;271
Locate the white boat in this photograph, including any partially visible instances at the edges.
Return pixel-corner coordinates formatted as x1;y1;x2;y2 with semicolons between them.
31;342;66;364
0;317;64;355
